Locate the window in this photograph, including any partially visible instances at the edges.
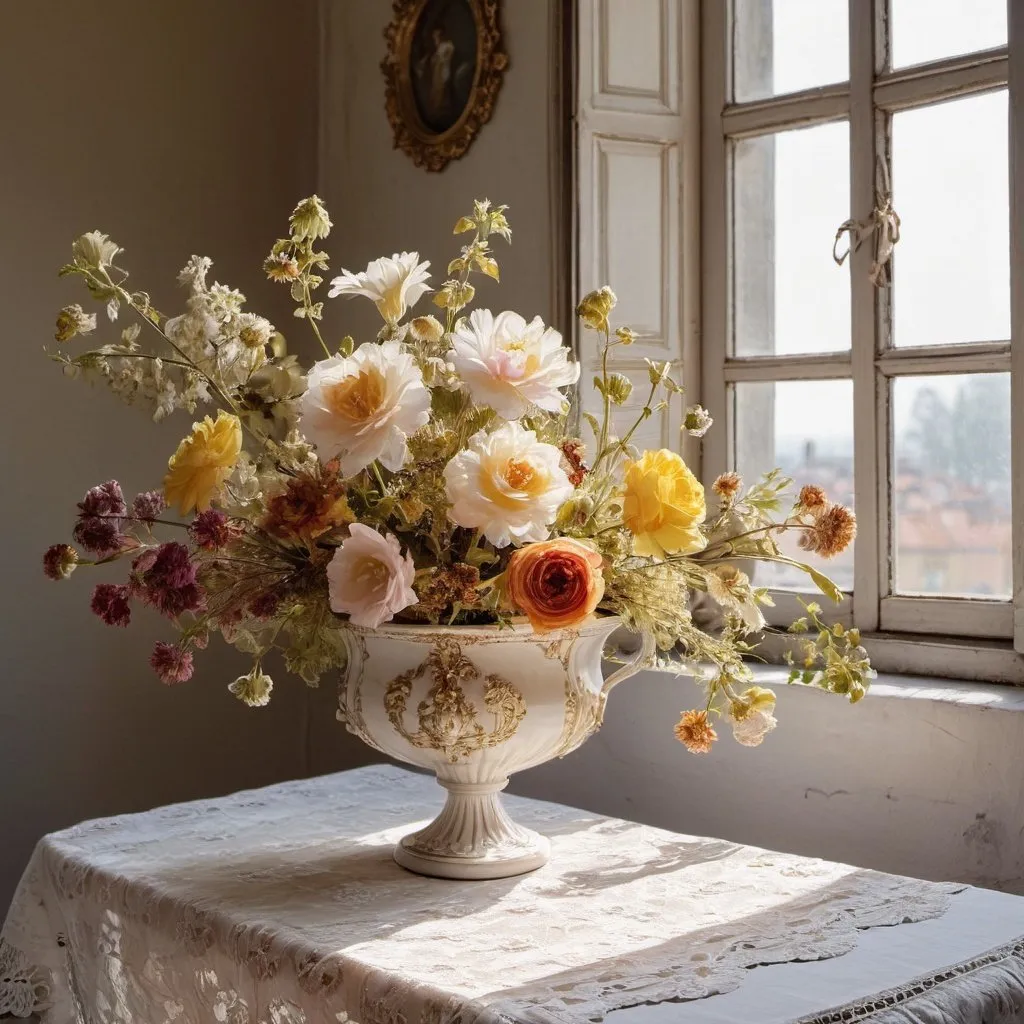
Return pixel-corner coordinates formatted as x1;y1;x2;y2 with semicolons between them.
701;1;1024;679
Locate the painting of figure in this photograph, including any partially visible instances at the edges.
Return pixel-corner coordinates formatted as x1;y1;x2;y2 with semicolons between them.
410;0;478;134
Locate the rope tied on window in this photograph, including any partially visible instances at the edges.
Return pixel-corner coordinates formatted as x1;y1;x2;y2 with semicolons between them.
832;158;901;287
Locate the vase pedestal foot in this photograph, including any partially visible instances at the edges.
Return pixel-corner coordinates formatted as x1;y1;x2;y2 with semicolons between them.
393;778;550;880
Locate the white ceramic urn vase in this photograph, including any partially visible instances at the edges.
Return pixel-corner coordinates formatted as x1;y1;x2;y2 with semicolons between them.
337;616;653;880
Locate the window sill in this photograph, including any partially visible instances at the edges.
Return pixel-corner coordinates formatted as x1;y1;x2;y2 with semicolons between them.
745;662;1024;713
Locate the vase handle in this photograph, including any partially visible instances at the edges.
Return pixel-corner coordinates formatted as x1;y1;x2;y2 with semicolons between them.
601;631;655;695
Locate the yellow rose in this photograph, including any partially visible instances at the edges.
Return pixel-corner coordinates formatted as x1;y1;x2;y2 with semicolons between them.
622;448;707;558
164;410;242;514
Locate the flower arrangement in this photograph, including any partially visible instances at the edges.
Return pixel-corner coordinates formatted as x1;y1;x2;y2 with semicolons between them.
43;198;871;752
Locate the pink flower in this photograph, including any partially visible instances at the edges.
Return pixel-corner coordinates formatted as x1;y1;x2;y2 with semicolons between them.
90;583;132;627
43;544;79;580
327;524;417;629
131;491;166;522
149;642;194;684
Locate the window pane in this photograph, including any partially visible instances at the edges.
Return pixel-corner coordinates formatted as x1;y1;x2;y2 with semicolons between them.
734;0;848;102
733;379;854;592
734;121;851;356
892;374;1011;598
891;0;1006;69
892;90;1009;347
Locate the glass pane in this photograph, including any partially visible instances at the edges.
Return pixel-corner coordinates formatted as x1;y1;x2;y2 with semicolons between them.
734;0;849;101
892;374;1011;598
892;90;1009;347
734;121;851;356
892;0;1006;69
733;379;854;592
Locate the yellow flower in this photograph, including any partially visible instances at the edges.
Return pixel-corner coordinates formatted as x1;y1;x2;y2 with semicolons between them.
576;286;617;332
164;410;242;514
623;448;707;558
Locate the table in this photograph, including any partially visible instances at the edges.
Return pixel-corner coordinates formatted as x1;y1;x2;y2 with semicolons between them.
2;765;1023;1024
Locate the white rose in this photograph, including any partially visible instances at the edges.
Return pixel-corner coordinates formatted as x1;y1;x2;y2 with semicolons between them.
328;251;431;325
327;524;418;629
298;340;430;476
451;309;580;420
443;421;574;548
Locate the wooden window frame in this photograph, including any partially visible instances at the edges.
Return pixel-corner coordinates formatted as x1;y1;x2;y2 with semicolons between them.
701;0;1024;681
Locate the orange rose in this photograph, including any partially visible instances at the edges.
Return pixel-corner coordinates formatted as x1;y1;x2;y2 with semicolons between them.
506;539;605;633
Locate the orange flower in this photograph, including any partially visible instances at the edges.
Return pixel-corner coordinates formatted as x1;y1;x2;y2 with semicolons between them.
506;539;604;633
674;709;717;754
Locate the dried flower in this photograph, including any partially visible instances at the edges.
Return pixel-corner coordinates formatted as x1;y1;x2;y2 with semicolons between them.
615;326;637;346
164;410;243;514
229;665;274;707
138;542;203;618
131;491;166;523
409;315;445;344
262;470;352;544
79;480;127;519
683;404;713;438
507;539;605;633
415;563;481;617
71;231;120;269
797;485;829;513
432;279;475;311
727;685;777;746
576;286;617;332
91;583;132;627
264;252;300;282
73;517;121;557
54;304;97;342
560;438;589;487
149;641;194;684
189;509;237;550
288;195;332;242
43;544;79;580
712;472;742;500
237;313;274;350
674;709;717;754
248;592;281;620
799;503;857;558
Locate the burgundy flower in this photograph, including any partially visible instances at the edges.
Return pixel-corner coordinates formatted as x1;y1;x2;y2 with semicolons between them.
73;516;121;557
78;481;127;520
90;583;132;627
43;544;79;581
248;592;280;620
132;491;166;522
149;641;194;684
189;510;235;551
137;542;203;618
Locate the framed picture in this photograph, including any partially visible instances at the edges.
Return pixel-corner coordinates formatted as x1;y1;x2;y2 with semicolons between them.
382;0;508;172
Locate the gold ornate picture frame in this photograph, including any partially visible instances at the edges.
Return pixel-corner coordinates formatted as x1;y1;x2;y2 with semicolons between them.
382;0;508;173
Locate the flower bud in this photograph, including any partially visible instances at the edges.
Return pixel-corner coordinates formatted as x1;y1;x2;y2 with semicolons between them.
576;286;617;331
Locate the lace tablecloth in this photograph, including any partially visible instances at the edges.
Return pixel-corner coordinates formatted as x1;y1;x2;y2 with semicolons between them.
2;765;1022;1024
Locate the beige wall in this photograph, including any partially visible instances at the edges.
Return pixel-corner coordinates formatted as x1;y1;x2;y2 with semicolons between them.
0;1;347;907
311;0;560;772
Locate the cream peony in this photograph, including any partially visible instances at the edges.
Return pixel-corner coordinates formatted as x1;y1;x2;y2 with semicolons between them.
327;524;418;629
328;252;431;325
451;309;580;419
298;341;430;476
443;422;574;548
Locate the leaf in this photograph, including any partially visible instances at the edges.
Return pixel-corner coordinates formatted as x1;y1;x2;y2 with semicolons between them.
453;216;476;235
583;411;601;440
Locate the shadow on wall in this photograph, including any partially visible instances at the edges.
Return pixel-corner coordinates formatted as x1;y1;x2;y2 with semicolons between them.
0;1;373;910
